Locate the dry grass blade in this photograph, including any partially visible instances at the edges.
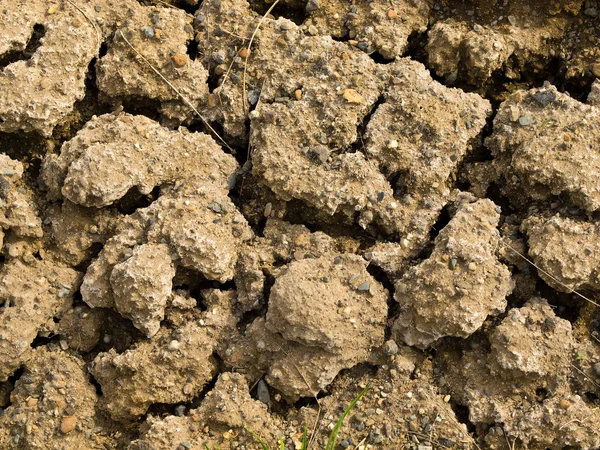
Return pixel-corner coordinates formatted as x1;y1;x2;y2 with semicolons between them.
503;243;600;308
117;30;233;152
242;0;281;112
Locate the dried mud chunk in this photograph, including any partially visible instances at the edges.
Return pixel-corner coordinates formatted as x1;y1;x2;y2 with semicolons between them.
225;254;387;399
365;58;491;250
0;1;97;136
82;186;252;315
43;200;117;266
58;305;106;352
41;113;237;207
91;320;217;422
196;0;382;140
489;298;574;378
487;84;600;211
0;348;100;449
96;7;208;123
267;254;387;351
588;79;600;106
251;102;403;234
425;5;575;87
305;0;430;59
0;155;43;248
440;298;600;449
392;195;513;349
0;259;79;381
521;214;600;292
110;243;176;337
130;373;281;449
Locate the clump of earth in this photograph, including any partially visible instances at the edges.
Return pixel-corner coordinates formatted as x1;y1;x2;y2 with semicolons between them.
1;0;600;449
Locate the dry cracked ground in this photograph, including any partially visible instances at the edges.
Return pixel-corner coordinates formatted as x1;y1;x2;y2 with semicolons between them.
1;0;600;449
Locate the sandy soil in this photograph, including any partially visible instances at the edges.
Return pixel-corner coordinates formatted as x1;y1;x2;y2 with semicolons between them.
1;0;600;449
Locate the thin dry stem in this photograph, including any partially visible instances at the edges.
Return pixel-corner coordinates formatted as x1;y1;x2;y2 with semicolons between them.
242;0;281;112
503;243;600;308
117;30;233;152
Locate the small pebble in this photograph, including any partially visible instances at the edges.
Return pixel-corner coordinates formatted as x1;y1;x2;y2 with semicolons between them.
61;416;77;434
142;27;155;38
518;115;534;126
559;399;571;409
263;202;272;217
238;48;250;58
171;53;188;68
357;281;370;291
383;340;398;356
168;340;180;351
183;383;193;395
294;89;303;100
257;379;271;405
387;9;397;19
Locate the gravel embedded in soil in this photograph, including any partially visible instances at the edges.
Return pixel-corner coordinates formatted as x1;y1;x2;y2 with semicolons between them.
1;0;600;448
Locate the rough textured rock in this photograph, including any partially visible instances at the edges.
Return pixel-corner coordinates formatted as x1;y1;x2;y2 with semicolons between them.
364;58;491;249
41;113;252;334
522;214;600;292
91;319;217;422
0;155;43;248
0;259;80;381
58;305;106;352
0;348;103;449
392;194;513;349
0;0;98;135
438;298;600;449
224;254;387;399
96;4;208;124
41;113;237;207
110;243;176;337
129;372;282;450
487;83;600;211
305;0;430;59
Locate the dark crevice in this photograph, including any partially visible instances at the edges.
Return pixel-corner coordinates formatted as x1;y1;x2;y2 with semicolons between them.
186;38;198;61
369;51;394;65
188;357;223;410
113;185;160;215
366;264;397;340
74;242;104;273
248;0;307;25
428;204;452;242
346;94;385;155
88;371;103;397
173;267;236;310
0;24;46;69
450;403;477;435
536;278;584;324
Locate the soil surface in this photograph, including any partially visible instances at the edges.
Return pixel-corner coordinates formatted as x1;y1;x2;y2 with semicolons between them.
1;0;600;449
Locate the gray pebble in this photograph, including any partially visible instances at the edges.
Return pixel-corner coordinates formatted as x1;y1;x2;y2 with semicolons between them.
383;340;399;356
357;281;371;291
257;379;271;405
142;27;154;38
518;116;535;126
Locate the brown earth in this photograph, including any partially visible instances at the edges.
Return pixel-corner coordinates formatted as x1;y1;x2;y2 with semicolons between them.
1;0;600;449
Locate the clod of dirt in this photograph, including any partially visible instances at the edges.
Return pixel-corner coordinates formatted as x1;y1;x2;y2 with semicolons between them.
364;58;491;250
392;194;513;349
426;1;596;89
58;305;106;352
91;319;216;422
43;201;117;267
0;348;102;449
41;113;237;208
305;0;430;59
487;83;600;211
130;372;282;449
235;218;359;312
589;79;600;107
224;254;387;399
0;259;80;381
41;113;251;335
0;1;98;136
439;298;600;449
0;155;43;248
522;214;600;292
96;5;207;123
